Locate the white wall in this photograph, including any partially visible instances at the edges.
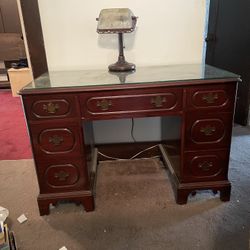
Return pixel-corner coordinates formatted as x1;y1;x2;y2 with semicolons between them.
38;0;206;70
38;0;206;143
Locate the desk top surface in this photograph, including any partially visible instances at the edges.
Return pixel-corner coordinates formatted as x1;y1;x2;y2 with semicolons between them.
20;64;240;94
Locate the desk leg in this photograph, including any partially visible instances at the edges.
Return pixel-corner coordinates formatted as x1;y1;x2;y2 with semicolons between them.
37;191;95;216
37;199;50;216
81;196;95;212
172;181;231;205
176;189;189;205
219;185;231;201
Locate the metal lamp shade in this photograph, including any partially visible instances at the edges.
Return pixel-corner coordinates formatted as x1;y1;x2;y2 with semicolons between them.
96;8;137;72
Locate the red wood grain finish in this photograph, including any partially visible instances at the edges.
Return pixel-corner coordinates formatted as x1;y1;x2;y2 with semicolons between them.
36;159;88;193
185;112;233;150
80;87;183;119
45;164;80;187
20;78;238;214
191;118;225;143
86;92;178;112
182;150;229;182
23;94;80;120
39;128;76;153
186;83;236;111
29;121;83;158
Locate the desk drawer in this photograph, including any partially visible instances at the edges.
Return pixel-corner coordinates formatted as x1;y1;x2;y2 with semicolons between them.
22;94;80;120
185;113;233;150
186;83;236;112
182;150;229;182
29;121;82;157
36;159;88;193
80;88;182;118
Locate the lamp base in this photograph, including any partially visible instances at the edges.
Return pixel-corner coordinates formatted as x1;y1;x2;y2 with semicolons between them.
108;57;136;72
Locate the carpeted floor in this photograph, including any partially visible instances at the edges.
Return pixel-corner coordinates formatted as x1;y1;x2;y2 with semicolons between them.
0;125;250;250
0;91;32;160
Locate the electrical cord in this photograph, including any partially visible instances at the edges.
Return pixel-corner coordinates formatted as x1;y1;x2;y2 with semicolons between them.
129;144;159;159
98;151;127;161
131;118;137;142
97;143;177;161
98;144;160;161
98;116;178;161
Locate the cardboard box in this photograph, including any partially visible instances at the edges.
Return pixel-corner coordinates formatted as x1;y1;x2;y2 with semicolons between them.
8;67;33;97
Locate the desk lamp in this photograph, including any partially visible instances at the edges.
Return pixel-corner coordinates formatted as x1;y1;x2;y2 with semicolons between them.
96;8;137;72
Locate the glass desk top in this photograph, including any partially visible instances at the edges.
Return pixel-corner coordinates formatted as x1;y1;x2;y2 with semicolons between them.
22;64;240;91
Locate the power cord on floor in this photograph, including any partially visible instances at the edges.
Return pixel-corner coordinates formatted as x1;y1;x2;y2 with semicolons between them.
97;143;177;161
98;117;178;161
98;144;161;161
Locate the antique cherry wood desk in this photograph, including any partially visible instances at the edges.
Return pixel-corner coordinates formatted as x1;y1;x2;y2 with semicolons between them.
19;64;240;215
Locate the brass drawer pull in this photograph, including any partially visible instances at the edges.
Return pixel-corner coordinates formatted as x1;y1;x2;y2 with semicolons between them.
43;102;59;114
97;99;112;111
54;171;69;181
202;93;218;104
199;161;213;171
151;96;166;108
49;135;64;146
200;125;216;136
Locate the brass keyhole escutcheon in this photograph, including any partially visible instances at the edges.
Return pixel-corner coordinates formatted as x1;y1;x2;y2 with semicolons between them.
151;96;166;108
49;135;64;146
97;99;112;111
202;93;218;104
199;161;213;171
200;125;216;136
43;102;59;114
54;171;69;181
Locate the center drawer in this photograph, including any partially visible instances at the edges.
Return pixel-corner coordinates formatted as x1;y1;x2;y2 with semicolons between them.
80;88;183;119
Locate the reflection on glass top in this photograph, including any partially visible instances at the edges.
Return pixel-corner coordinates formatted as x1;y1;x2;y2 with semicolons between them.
23;64;239;90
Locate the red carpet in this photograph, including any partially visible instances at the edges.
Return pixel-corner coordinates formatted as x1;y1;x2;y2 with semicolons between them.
0;91;32;160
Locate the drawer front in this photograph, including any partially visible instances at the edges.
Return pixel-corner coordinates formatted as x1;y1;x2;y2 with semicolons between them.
185;113;233;150
186;83;236;111
36;159;88;193
23;94;80;120
191;118;225;143
29;122;82;157
182;150;229;182
80;88;182;119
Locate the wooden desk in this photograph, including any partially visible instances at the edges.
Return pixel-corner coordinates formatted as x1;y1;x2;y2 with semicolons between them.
19;64;240;216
